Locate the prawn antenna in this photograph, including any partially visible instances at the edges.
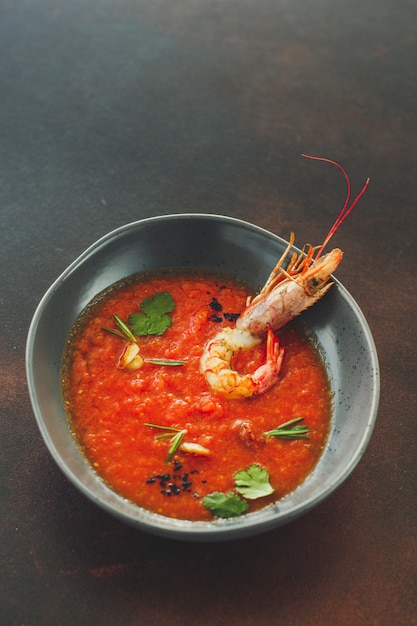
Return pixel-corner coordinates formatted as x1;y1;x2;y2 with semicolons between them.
301;154;370;259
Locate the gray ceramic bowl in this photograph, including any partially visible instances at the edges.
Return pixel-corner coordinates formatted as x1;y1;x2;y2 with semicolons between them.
26;214;379;541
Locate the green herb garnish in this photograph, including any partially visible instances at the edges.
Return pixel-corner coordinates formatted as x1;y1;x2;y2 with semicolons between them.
201;492;248;518
202;463;274;519
234;464;274;500
145;423;187;463
129;292;175;336
102;314;138;342
102;293;184;368
264;417;310;440
145;358;185;366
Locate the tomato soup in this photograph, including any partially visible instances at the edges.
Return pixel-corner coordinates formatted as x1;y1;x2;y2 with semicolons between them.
62;269;332;521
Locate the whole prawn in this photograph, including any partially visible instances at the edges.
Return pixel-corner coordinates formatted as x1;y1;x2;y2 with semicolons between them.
200;155;370;399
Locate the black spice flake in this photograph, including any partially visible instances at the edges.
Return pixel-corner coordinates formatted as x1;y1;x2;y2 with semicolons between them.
209;297;223;312
223;312;240;322
146;464;200;498
208;297;240;324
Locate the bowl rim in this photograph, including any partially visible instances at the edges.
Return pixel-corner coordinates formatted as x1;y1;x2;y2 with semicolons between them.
26;213;380;540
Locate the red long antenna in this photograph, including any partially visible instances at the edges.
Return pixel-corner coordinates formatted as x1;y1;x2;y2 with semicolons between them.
301;154;370;259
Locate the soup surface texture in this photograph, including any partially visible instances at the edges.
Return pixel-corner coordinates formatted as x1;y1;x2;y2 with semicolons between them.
62;270;332;521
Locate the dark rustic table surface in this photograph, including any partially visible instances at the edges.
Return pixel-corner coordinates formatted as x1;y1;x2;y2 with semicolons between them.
2;1;416;625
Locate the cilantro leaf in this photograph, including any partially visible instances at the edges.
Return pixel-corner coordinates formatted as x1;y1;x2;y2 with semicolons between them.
234;464;274;500
129;292;175;337
129;312;172;336
141;292;175;316
202;492;249;519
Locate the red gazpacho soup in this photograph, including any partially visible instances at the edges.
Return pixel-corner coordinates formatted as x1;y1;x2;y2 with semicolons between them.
62;269;332;521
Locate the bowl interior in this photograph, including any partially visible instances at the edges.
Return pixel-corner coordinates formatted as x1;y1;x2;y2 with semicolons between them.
26;214;379;540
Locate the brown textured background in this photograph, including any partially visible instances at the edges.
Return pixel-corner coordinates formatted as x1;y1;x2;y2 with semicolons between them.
1;1;416;624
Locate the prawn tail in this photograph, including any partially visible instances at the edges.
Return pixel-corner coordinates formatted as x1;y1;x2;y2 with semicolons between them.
252;328;285;395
